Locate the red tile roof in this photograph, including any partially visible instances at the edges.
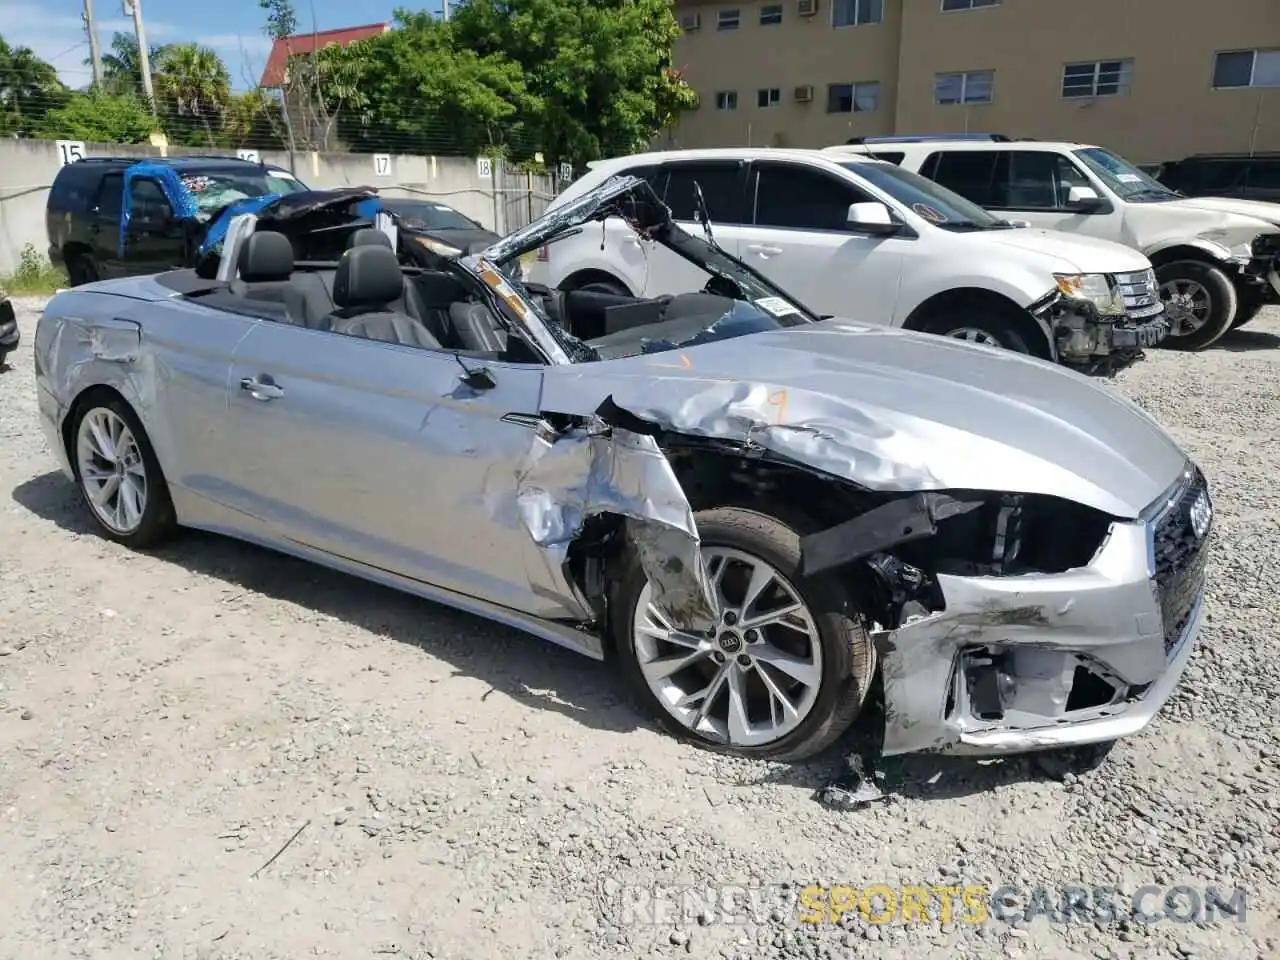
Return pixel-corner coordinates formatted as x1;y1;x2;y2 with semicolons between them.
259;22;389;88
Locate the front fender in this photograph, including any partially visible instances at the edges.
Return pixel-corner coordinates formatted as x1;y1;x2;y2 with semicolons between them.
1143;236;1236;264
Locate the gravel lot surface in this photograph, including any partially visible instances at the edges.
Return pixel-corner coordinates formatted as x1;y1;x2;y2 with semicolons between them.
1;297;1278;960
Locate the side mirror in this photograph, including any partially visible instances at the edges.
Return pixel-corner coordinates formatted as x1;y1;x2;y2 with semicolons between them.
1066;185;1104;211
1005;218;1032;229
847;201;900;236
459;367;496;391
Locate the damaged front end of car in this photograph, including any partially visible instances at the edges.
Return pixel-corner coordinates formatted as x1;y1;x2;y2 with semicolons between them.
1031;268;1169;376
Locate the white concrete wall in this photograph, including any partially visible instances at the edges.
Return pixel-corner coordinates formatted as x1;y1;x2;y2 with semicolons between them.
0;140;560;274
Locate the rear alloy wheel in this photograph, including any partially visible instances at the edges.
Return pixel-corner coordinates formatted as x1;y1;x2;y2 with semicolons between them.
922;308;1034;355
613;507;875;761
1156;261;1236;350
66;252;101;287
72;397;176;547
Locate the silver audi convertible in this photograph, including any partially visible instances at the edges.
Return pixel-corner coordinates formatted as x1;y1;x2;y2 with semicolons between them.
34;174;1213;762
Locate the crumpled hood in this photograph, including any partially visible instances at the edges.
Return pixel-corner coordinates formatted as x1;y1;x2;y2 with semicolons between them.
970;228;1152;273
542;320;1188;518
1167;195;1280;228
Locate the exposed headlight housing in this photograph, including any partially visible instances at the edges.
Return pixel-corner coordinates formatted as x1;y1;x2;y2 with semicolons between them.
414;236;464;257
1054;273;1126;317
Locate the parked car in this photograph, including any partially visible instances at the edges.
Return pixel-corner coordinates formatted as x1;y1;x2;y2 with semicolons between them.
826;136;1280;348
34;172;1212;763
0;290;17;369
525;148;1167;375
377;197;502;255
1154;154;1280;205
47;155;309;285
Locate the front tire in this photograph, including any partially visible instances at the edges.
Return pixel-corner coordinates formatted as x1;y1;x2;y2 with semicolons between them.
1229;293;1266;331
1156;261;1236;350
611;506;875;762
66;251;101;287
920;308;1035;355
70;394;177;548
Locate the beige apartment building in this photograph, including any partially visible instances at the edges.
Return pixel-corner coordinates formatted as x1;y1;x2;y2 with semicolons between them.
664;0;1280;162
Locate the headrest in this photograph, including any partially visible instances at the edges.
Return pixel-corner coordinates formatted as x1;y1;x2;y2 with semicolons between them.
349;227;394;250
237;231;293;282
333;245;404;308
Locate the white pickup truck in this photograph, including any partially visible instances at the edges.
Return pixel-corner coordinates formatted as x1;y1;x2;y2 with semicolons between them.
525;147;1168;373
825;136;1280;350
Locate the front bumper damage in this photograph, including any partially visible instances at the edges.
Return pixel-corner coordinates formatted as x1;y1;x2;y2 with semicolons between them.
513;378;1211;759
1242;233;1280;303
1031;291;1168;375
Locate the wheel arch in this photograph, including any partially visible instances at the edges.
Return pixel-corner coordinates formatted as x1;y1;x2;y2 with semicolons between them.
559;268;634;295
1144;241;1236;270
903;286;1053;359
60;384;134;465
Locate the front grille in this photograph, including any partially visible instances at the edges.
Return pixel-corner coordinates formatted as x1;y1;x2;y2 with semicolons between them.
1149;467;1212;654
1251;232;1280;259
1116;268;1163;320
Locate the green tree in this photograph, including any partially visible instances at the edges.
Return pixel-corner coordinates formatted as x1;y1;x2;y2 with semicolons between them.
222;90;285;149
37;89;155;143
1;36;69;136
87;31;170;96
154;43;232;145
448;0;695;162
339;12;533;155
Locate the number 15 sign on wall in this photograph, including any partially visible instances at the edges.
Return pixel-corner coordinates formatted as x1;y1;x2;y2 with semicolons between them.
56;141;86;165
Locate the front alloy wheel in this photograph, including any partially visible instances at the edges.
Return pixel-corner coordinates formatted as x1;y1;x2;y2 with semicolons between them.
613;506;875;761
1155;261;1236;350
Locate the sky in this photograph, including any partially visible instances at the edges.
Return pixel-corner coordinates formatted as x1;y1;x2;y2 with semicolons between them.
0;0;448;91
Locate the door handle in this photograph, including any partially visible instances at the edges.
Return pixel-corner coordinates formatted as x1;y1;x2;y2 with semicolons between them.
240;376;284;401
747;244;782;256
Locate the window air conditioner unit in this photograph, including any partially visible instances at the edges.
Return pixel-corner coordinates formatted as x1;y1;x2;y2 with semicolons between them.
794;85;814;103
798;0;818;16
680;12;701;30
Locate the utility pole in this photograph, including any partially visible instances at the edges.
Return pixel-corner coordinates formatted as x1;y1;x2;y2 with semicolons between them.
441;0;449;20
122;0;157;114
83;0;104;89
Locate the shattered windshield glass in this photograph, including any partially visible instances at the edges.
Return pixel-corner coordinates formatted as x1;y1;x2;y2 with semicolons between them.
180;168;308;221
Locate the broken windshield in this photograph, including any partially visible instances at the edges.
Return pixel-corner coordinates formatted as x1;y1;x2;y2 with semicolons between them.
180;168;308;222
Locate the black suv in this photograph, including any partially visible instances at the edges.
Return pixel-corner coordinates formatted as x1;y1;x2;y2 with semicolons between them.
47;155;308;285
1155;153;1280;203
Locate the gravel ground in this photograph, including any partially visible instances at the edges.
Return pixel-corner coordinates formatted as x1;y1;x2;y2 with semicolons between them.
1;297;1278;960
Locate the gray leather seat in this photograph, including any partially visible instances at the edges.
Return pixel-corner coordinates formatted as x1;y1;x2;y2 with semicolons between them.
347;228;453;342
448;302;508;353
326;245;442;349
283;272;336;330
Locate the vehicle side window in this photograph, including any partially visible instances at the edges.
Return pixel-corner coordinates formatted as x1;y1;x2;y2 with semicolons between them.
1245;162;1280;192
869;151;905;165
926;151;1003;206
96;174;124;217
129;178;173;218
49;169;93;212
751;162;872;231
1172;161;1244;193
662;162;746;223
1003;151;1093;209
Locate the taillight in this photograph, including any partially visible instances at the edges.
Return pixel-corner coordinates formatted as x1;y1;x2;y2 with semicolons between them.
536;245;549;262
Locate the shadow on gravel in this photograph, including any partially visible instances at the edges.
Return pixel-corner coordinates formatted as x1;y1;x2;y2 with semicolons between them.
12;470;640;740
1213;327;1280;352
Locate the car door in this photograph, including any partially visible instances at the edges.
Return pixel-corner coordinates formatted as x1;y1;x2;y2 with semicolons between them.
221;318;574;618
89;173;126;278
640;160;748;297
122;177;188;275
733;159;904;324
922;149;1124;243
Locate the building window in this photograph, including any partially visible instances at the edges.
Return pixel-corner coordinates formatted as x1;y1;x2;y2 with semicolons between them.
1062;59;1134;98
760;3;783;24
715;90;738;111
826;82;881;113
940;0;1000;10
934;70;994;104
757;87;781;107
833;0;882;27
717;8;741;30
1213;49;1280;89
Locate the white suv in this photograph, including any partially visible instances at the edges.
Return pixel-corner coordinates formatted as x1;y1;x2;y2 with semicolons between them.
526;148;1167;372
825;137;1280;350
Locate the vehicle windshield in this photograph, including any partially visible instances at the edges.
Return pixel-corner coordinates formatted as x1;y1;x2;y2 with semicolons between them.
179;169;308;222
382;200;482;231
836;160;1010;230
1074;148;1180;203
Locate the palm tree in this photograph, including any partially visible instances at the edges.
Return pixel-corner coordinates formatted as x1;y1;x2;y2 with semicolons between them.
1;35;68;134
153;44;231;145
85;31;169;96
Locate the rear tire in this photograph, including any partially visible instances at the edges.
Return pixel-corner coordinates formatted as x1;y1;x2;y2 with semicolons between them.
66;251;101;287
575;278;630;297
0;349;9;369
1156;261;1236;350
920;307;1036;355
69;394;177;548
611;506;875;762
